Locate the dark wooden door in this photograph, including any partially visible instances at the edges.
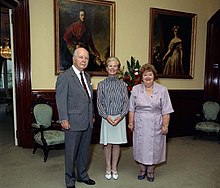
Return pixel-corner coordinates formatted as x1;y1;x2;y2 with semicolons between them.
1;0;33;148
204;9;220;103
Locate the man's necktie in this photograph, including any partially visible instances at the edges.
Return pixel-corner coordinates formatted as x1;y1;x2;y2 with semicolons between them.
80;72;90;98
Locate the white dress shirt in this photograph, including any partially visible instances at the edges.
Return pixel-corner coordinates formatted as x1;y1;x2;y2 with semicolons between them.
72;65;91;97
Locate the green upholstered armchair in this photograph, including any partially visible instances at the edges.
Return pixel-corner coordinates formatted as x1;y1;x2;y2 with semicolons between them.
32;103;64;162
194;101;220;141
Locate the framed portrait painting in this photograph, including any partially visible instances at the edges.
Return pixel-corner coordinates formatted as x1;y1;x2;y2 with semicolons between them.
54;0;115;75
149;8;197;78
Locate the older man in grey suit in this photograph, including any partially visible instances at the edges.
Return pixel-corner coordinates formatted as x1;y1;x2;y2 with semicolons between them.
56;47;95;188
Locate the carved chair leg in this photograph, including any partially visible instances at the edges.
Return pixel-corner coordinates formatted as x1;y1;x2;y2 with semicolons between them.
43;147;49;162
33;144;38;154
217;131;220;144
193;130;198;140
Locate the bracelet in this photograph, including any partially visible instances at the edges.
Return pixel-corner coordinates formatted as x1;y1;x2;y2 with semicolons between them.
128;123;133;125
163;124;169;127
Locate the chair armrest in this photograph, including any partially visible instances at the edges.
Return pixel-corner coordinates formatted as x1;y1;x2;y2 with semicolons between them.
32;123;50;130
31;124;47;146
195;113;205;123
56;120;62;124
32;123;43;135
31;123;40;129
196;113;201;117
216;112;220;123
50;122;62;131
32;123;49;134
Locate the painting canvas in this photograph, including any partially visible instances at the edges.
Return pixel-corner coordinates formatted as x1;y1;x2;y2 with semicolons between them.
149;8;197;78
54;0;115;75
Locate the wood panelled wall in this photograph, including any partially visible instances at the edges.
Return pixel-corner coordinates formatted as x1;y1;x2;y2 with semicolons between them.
204;10;220;103
32;89;204;146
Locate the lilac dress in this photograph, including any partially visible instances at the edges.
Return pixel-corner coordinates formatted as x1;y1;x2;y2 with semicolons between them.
129;82;174;165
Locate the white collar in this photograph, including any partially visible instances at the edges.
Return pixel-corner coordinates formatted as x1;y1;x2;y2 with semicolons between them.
72;65;84;76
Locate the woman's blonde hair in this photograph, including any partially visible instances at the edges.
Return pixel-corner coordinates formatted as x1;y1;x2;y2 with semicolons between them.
105;56;121;68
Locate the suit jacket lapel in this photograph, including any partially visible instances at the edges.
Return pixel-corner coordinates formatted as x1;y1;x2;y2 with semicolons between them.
70;68;92;98
70;68;84;91
85;72;93;98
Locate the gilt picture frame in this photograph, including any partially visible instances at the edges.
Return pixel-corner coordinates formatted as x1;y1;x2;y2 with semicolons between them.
54;0;115;75
149;8;197;78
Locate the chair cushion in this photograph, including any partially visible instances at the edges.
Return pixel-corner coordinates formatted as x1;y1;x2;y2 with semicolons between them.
195;121;220;132
34;130;65;145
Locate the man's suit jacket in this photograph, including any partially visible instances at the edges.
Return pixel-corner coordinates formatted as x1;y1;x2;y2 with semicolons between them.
56;67;93;131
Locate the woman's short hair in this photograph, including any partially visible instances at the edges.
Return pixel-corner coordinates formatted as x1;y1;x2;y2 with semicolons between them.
105;56;121;68
140;63;157;80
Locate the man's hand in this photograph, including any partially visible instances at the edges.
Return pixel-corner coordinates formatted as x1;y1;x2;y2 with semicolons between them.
61;120;70;130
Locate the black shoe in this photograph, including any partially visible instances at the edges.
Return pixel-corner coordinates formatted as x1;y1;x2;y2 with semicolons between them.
147;176;154;182
77;178;96;185
67;186;75;188
138;171;146;180
146;172;154;182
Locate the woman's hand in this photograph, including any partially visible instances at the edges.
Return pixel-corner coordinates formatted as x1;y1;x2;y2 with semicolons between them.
106;116;115;125
161;125;168;135
107;116;122;126
112;116;122;126
128;123;134;132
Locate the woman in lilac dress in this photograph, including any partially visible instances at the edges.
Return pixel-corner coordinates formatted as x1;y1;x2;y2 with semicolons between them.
128;64;174;182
